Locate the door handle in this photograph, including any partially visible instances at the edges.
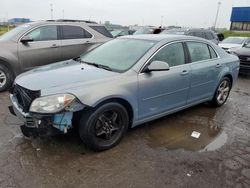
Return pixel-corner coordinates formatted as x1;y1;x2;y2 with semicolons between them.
50;44;58;48
215;63;222;68
180;70;189;76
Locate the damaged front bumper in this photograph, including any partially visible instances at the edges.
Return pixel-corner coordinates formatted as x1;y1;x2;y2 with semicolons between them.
9;94;84;137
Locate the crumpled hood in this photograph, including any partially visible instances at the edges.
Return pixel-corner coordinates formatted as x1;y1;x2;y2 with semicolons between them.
218;43;242;49
15;60;119;91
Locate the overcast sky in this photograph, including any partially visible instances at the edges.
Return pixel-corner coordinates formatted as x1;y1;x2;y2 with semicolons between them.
1;0;250;28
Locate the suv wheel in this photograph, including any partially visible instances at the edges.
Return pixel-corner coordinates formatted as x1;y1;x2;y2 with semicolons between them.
210;77;231;107
79;102;129;151
0;64;13;92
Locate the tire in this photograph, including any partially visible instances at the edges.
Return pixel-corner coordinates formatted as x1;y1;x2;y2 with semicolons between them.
79;102;129;151
0;64;13;92
210;77;231;107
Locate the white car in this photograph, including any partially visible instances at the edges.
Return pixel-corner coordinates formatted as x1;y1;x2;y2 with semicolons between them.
219;37;250;53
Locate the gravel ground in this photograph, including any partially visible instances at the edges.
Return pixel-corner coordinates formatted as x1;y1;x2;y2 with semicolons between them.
0;75;249;188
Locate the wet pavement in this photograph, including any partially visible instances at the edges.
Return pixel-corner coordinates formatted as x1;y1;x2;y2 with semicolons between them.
0;75;249;188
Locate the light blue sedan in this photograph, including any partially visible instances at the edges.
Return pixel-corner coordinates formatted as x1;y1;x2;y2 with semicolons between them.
10;34;240;151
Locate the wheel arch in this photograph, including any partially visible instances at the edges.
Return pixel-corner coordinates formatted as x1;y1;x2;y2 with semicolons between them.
93;97;135;127
223;73;233;86
0;58;16;77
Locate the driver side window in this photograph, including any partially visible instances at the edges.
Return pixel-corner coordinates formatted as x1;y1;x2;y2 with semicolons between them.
150;42;185;67
25;25;58;41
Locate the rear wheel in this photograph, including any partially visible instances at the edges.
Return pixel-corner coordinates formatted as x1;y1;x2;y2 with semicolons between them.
210;77;231;107
79;102;129;151
0;64;13;92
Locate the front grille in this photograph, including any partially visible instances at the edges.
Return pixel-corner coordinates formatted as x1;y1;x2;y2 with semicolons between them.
238;55;250;62
12;84;40;113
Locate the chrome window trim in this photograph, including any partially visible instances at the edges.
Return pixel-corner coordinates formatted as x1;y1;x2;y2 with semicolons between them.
139;39;221;74
18;24;94;42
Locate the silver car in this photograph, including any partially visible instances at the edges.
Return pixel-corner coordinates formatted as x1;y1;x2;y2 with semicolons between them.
0;20;112;91
9;34;239;151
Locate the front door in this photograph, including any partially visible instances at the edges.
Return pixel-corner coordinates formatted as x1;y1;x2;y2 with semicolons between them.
18;25;62;71
138;42;191;120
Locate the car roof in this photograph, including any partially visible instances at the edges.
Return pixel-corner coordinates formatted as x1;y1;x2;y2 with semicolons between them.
23;20;104;27
120;34;205;42
166;28;214;32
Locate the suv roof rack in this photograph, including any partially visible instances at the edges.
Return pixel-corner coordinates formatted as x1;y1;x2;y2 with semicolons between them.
47;19;98;24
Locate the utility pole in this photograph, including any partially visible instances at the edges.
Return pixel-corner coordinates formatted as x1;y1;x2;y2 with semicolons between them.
161;16;164;27
62;9;64;19
50;3;54;20
213;2;221;30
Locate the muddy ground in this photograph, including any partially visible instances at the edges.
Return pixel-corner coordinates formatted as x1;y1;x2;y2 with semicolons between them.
0;75;249;188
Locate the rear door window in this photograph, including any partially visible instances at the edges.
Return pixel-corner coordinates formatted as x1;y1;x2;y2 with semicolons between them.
186;42;211;62
89;26;113;38
61;26;92;39
26;25;58;41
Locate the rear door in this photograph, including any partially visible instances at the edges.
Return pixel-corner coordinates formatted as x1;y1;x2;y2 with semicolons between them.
18;25;62;71
186;41;221;104
59;25;94;59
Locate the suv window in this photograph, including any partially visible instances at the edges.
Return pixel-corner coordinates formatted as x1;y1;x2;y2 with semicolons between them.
186;42;211;62
26;25;58;41
205;32;214;40
150;43;185;67
89;26;113;38
61;26;92;39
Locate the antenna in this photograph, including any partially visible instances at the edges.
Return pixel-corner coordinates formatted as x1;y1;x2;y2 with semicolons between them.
50;3;54;20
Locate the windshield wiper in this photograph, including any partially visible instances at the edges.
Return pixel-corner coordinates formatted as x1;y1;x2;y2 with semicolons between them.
80;60;113;71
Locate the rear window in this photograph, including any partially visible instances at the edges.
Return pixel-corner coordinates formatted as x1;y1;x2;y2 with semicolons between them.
89;26;113;38
205;32;215;40
61;26;92;39
189;31;205;39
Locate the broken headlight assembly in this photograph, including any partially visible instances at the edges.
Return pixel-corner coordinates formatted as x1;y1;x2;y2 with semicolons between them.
29;94;76;113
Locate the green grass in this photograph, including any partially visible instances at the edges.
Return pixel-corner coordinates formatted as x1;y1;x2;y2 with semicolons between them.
223;30;250;38
0;26;10;35
0;26;14;35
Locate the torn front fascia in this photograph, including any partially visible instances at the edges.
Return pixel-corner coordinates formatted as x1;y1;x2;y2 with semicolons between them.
53;112;73;133
31;99;85;134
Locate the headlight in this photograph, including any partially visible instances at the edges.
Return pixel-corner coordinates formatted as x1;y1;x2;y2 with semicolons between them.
30;94;75;113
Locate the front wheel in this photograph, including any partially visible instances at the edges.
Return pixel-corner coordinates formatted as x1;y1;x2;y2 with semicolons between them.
79;102;129;151
210;77;231;107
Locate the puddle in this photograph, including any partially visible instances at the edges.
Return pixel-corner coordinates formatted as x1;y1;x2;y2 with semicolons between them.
143;115;227;151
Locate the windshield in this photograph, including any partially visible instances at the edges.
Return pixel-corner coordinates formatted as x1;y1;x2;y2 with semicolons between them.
222;37;246;44
80;39;156;72
0;24;31;41
111;30;122;37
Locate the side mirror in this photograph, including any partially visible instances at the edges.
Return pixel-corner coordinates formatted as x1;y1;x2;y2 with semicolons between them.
20;36;33;43
144;60;170;72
